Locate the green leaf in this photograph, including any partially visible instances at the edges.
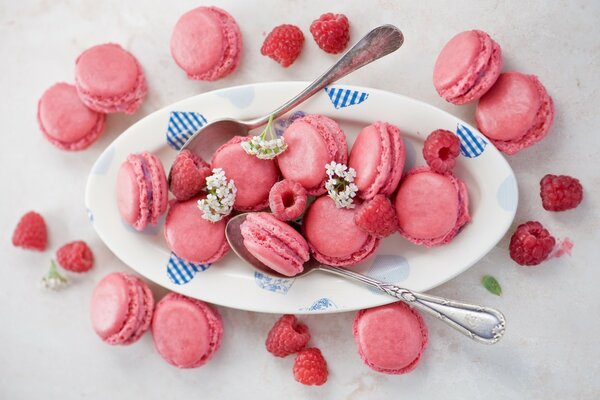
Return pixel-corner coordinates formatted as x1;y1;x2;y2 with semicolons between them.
482;275;502;296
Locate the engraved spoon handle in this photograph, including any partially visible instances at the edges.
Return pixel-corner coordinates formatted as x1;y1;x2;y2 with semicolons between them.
318;264;506;344
245;25;404;129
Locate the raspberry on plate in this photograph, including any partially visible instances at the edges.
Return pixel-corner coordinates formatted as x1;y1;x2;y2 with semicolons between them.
261;24;304;67
57;241;94;272
422;129;461;174
509;221;556;266
354;194;398;238
269;179;307;221
12;211;48;251
293;348;328;386
169;149;211;201
309;13;350;54
540;174;583;211
265;314;310;357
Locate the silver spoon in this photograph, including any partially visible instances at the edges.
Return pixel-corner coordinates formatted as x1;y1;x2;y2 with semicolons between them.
176;24;404;165
226;213;506;344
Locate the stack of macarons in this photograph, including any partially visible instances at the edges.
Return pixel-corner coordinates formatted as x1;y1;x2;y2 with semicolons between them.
433;30;554;154
38;43;147;151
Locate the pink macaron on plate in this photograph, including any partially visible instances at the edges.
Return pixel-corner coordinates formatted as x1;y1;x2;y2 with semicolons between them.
85;82;518;314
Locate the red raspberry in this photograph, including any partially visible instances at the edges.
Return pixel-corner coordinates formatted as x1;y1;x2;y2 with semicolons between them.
269;180;308;221
56;241;94;272
540;174;583;211
422;129;461;174
12;211;48;251
309;13;350;54
169;149;211;201
509;221;556;266
293;348;328;386
261;24;304;67
265;314;310;357
354;194;398;238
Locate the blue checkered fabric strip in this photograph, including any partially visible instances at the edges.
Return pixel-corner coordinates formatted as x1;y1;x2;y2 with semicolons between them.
166;112;207;150
324;87;369;109
166;253;210;285
456;123;487;158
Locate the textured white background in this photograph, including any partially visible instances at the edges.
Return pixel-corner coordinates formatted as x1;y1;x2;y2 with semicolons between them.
1;0;599;398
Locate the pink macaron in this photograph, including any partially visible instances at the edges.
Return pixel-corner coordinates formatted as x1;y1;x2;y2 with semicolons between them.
475;71;555;155
353;302;428;374
164;196;230;264
395;167;470;247
348;121;405;200
211;136;279;212
90;272;154;345
303;196;379;267
433;30;502;105
170;6;242;81
37;82;106;151
240;212;309;277
116;152;168;232
75;43;147;114
152;293;223;368
278;114;348;196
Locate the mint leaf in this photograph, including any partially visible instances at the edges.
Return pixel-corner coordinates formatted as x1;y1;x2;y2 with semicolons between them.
482;275;502;296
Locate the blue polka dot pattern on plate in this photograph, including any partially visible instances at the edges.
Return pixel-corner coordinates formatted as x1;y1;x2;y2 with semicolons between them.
366;255;410;295
86;208;94;224
216;85;255;108
274;111;306;137
497;174;518;212
456;123;487;158
166;112;207;150
302;297;337;312
167;253;211;285
91;144;115;175
324;86;369;109
254;271;294;294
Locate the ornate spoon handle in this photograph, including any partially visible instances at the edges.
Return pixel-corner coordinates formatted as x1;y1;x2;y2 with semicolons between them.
319;265;506;344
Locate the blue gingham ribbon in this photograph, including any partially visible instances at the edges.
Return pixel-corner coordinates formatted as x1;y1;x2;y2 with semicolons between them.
167;253;210;285
456;123;487;158
324;87;369;109
166;112;207;150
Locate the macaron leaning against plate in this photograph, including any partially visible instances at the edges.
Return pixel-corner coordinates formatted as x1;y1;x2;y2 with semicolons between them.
395;166;470;247
75;43;147;114
90;272;155;345
211;136;279;212
170;6;242;81
116;152;168;232
475;71;555;155
353;302;428;374
348;121;405;200
303;195;379;267
240;212;310;277
37;82;106;151
277;114;348;196
152;293;223;368
433;30;503;105
163;196;230;264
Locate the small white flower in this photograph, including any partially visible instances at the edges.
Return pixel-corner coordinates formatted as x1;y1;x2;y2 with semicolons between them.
240;114;288;159
197;168;236;222
40;261;69;291
324;161;359;209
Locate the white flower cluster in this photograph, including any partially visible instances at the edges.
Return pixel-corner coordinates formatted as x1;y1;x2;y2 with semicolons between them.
40;261;69;291
197;168;237;222
325;161;359;209
241;135;288;160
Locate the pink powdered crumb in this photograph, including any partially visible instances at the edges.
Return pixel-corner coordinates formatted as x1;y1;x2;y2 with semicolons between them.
551;237;574;258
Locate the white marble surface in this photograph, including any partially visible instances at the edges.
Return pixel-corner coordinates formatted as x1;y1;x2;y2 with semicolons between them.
1;0;599;398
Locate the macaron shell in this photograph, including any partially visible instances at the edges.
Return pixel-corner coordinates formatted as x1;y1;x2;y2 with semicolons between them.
75;43;147;114
476;72;554;154
152;294;223;368
170;6;242;81
303;196;379;266
211;136;278;211
123;276;155;345
164;197;230;264
116;161;143;227
142;152;168;224
37;83;105;151
353;302;428;374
